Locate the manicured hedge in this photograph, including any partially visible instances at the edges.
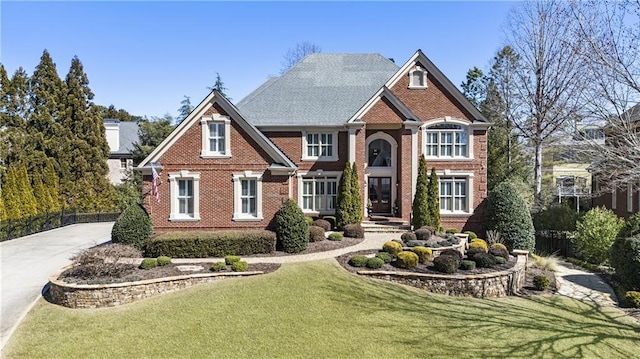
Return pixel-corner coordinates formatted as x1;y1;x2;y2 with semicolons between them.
146;230;276;258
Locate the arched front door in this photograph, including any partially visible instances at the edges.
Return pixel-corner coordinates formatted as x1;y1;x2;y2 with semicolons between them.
367;138;393;214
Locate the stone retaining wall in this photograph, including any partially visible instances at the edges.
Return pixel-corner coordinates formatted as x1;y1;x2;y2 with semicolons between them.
49;270;264;309
358;251;528;298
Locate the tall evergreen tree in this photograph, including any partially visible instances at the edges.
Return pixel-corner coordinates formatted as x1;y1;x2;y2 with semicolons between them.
32;173;55;214
43;161;61;211
207;72;231;100
0;186;6;221
1;67;32;170
176;95;193;124
2;165;21;220
412;155;430;228
17;164;37;218
350;162;363;224
335;162;353;229
427;167;441;229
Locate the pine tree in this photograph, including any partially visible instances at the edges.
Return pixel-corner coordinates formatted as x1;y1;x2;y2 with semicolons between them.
32;173;55;214
1;67;32;169
335;162;353;230
17;164;38;218
0;186;6;221
207;72;231;100
412;156;430;228
350;162;363;224
2;165;22;220
43;161;61;212
176;95;193;124
427;167;441;229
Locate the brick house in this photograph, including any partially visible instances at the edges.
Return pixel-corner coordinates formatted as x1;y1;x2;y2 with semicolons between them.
137;50;490;233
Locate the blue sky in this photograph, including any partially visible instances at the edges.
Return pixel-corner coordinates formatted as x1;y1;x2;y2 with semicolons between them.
1;1;517;119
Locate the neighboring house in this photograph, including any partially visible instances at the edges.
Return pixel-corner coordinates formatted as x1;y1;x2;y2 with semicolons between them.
137;50;490;233
104;119;139;185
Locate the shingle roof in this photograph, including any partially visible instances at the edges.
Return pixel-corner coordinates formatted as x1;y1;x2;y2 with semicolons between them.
236;53;399;126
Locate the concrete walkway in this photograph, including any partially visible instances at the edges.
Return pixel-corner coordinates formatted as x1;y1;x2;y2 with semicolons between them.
554;260;618;306
0;222;114;352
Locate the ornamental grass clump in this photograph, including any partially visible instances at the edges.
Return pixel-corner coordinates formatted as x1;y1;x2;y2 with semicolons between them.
382;241;403;256
575;207;624;265
433;255;459;274
349;255;369;268
396;251;419;269
411;246;432;264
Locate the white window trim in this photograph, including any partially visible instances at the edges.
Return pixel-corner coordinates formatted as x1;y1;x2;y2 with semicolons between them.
612;188;617;210
435;170;474;216
296;171;342;215
301;131;339;162
168;170;200;221
201;114;232;158
232;171;264;221
627;184;633;213
408;65;427;89
422;117;474;161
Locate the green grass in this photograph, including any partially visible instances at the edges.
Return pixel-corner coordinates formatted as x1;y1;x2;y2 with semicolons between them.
5;259;640;358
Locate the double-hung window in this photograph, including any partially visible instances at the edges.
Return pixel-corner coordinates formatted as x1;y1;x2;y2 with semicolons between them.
178;180;194;216
301;176;338;212
169;171;200;221
233;171;263;221
201;114;231;158
439;177;468;213
424;124;469;159
302;131;338;161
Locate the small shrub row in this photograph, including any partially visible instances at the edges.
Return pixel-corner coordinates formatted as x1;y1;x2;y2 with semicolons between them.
140;256;173;270
146;230;276;258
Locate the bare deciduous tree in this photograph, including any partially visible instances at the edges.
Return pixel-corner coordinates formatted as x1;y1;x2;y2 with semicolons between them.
280;42;321;74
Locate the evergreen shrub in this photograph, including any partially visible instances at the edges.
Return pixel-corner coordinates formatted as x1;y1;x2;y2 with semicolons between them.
466;247;485;259
375;251;393;263
460;260;476;270
533;275;550;291
146;230;276;258
406;240;423;248
275;199;309;253
494;256;506;265
414;228;432;241
343;224;364;238
491;243;508;251
231;261;248;272
349;255;369;267
111;204;153;250
312;219;331;231
611;234;640;291
211;262;227;272
469;239;488;253
472;253;496;268
464;231;477;240
625;291;640;308
308;226;326;242
433;255;459;274
396;251;419;269
328;232;343;241
486;181;535;251
575;207;623;264
382;241;403;256
489;246;509;260
225;255;241;265
533;204;579;231
445;228;458;234
140;258;157;270
411;246;432;264
440;248;462;262
401;231;417;243
366;257;385;269
305;217;314;226
621;212;640;238
157;256;171;266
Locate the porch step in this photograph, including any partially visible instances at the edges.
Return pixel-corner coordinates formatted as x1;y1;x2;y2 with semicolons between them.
361;220;411;233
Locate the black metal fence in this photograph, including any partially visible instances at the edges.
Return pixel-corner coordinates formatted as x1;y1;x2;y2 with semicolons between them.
0;210;120;242
535;230;576;257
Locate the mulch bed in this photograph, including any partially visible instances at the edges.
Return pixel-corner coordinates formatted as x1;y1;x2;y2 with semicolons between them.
243;236;364;258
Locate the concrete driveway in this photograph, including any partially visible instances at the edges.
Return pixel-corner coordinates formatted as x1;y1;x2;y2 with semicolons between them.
0;222;114;352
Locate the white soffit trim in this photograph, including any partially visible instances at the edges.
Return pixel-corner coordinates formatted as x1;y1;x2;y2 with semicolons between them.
347;86;423;124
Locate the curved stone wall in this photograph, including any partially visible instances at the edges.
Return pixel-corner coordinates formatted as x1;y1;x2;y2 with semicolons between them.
49;270;264;309
358;251;528;298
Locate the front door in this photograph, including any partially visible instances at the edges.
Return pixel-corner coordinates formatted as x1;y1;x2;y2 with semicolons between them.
369;177;391;214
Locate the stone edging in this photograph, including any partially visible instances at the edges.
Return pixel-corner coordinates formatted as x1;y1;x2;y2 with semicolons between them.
357;252;528;298
48;269;264;309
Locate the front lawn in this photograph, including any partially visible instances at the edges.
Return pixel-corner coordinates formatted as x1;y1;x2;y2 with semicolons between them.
5;260;640;358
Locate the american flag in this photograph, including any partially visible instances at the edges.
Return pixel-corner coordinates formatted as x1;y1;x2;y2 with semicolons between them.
151;166;160;203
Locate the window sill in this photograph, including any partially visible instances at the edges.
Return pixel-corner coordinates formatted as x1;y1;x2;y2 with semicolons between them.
232;215;264;222
301;156;339;162
169;216;201;222
424;156;474;161
408;85;427;89
440;211;474;217
201;154;232;159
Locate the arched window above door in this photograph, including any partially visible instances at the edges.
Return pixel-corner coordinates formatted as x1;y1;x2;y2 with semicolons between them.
368;139;392;167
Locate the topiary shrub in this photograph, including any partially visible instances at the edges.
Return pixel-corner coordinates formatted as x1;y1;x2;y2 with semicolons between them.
211;262;227;272
382;241;403;256
366;257;385;269
275;199;309;253
414;228;432;241
157;256;171;266
489;246;509;261
328;232;343;241
494;256;506;265
472;252;496;268
461;260;476;270
312;219;331;231
625;291;640;308
231;261;248;272
533;275;550;291
401;231;417;243
491;243;508;251
611;234;640;291
140;258;157;270
486;181;535;251
575;207;623;265
445;228;458;234
375;251;393;263
343;224;364;238
433;255;459;274
225;255;241;265
396;251;419;269
411;246;433;264
469;239;488;253
349;255;369;267
466;247;485;259
111;204;153;250
308;226;326;242
463;231;477;240
322;216;336;230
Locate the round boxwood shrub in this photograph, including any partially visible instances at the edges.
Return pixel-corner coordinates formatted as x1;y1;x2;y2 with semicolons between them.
366;257;385;269
445;228;458;234
396;251;419;269
349;255;369;267
489;246;509;261
440;248;462;262
469;239;488;253
157;256;171;266
344;224;365;238
140;258;157;270
231;261;248;272
375;251;393;263
472;252;496;268
211;262;227;272
494;256;506;265
275;199;309;253
225;255;241;265
111;204;153;250
312;219;331;231
466;247;485;259
308;226;326;242
491;243;508;251
533;275;550;291
328;232;343;241
611;234;640;291
460;260;476;270
433;255;459;274
411;246;432;264
415;228;432;241
575;206;624;265
401;231;417;243
463;231;477;240
486;181;535;251
382;241;403;256
625;291;640;308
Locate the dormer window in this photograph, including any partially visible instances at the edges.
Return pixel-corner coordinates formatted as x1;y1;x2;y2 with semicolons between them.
408;66;427;89
201;114;231;158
